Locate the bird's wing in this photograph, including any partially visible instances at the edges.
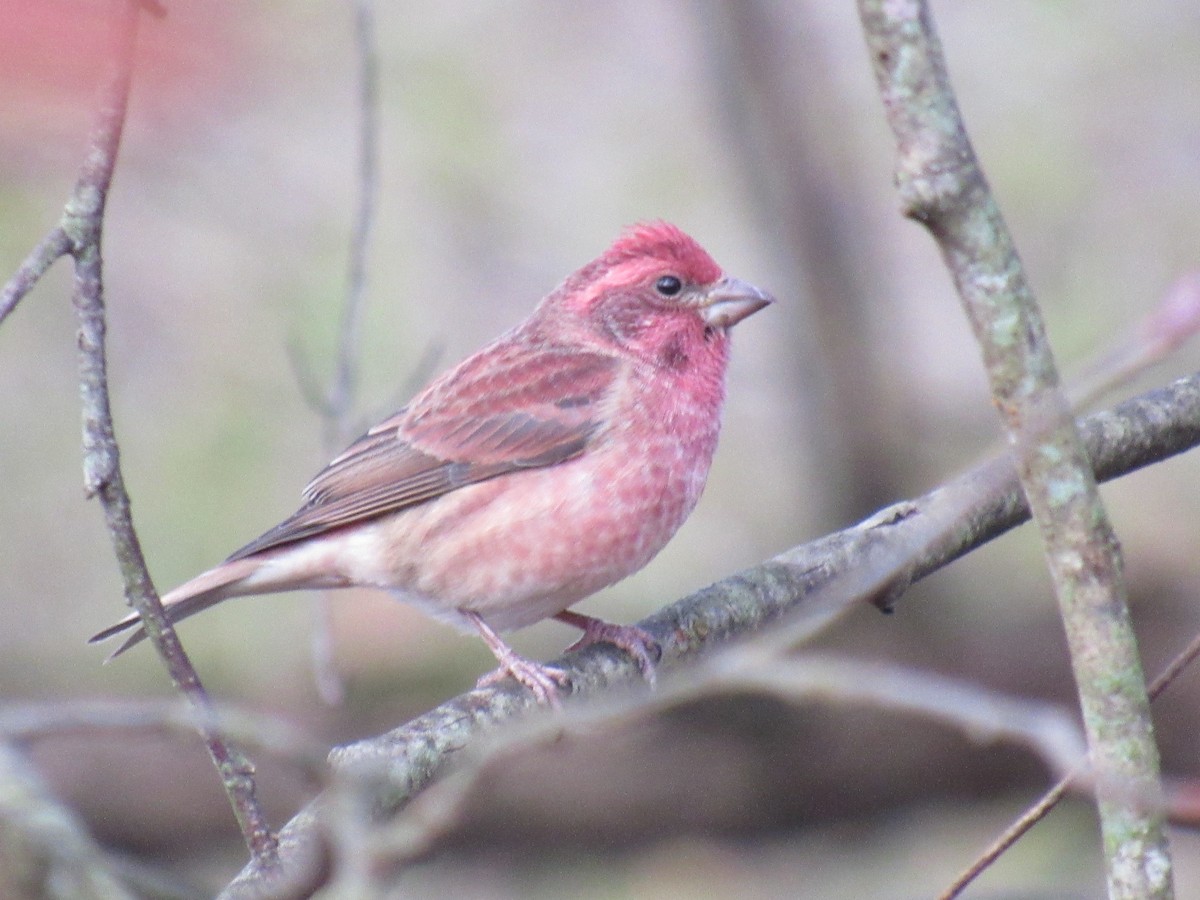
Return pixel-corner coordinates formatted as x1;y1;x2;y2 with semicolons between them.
226;346;619;561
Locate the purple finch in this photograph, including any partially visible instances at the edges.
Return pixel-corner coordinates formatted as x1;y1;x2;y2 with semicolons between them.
91;222;772;704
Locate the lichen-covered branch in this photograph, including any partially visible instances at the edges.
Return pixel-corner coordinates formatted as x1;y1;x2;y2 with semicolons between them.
223;370;1200;897
856;2;1171;897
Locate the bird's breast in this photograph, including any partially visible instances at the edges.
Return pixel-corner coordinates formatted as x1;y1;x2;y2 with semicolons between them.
352;377;724;631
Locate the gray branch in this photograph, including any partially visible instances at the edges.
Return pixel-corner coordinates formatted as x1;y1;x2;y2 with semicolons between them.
0;742;134;900
222;371;1200;898
0;0;278;868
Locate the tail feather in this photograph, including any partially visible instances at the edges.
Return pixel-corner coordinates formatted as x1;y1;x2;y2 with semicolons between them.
89;556;266;659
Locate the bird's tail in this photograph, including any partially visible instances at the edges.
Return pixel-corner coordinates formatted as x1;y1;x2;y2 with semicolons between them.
88;556;268;659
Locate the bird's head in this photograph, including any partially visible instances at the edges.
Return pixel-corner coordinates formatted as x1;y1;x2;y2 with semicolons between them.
540;222;773;368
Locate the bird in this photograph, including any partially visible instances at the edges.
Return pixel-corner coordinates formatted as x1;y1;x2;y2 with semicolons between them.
90;222;773;705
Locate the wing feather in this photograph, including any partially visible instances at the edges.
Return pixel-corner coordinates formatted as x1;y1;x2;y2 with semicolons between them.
226;346;618;561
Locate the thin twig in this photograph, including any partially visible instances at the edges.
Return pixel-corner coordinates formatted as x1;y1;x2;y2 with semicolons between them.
696;2;897;522
940;629;1200;899
0;227;71;326
1070;271;1200;410
73;6;277;865
0;0;278;866
223;370;1200;897
306;0;381;706
312;648;1085;881
326;0;379;441
361;646;1088;881
0;699;327;785
857;3;1170;897
715;655;1086;777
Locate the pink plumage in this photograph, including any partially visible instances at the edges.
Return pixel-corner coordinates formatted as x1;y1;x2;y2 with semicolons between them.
91;223;772;705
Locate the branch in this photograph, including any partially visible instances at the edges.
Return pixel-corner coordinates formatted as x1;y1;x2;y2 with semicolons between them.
0;741;134;899
0;700;327;785
309;653;1087;889
325;0;379;441
710;654;1086;777
0;227;71;326
857;3;1170;897
0;0;277;866
942;627;1200;899
307;0;382;707
223;370;1200;897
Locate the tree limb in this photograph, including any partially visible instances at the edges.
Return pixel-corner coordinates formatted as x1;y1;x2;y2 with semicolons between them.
222;370;1200;898
856;3;1170;896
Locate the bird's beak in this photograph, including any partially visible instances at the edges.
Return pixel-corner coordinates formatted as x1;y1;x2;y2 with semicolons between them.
700;276;774;329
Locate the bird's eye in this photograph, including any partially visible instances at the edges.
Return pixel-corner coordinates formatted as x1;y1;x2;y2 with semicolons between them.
655;275;683;297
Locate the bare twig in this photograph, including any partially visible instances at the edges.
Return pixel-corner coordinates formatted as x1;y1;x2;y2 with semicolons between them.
0;0;277;866
0;228;71;326
857;3;1170;897
0;700;327;785
697;2;897;522
316;649;1085;882
713;654;1086;777
941;628;1200;899
326;0;379;442
390;638;1088;882
302;0;382;706
72;2;276;866
223;370;1200;896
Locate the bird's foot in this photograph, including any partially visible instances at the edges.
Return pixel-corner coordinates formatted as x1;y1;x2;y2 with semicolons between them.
555;611;661;685
476;656;571;708
464;610;570;707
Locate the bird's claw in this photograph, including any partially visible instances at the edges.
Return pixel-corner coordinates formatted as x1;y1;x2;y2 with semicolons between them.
560;616;661;686
476;656;571;708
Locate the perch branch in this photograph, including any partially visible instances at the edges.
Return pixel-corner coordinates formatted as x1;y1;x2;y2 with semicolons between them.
222;370;1200;897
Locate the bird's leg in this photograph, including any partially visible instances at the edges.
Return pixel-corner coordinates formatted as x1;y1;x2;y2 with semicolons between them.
555;610;661;685
464;610;570;708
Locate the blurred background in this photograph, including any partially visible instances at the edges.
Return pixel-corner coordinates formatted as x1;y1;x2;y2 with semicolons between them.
3;1;1200;896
